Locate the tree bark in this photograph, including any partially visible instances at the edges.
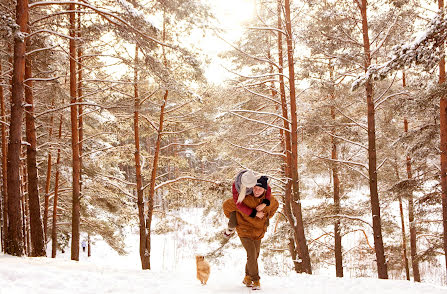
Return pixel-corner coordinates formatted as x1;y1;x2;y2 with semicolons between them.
284;0;312;274
392;149;410;280
77;6;84;202
329;61;343;278
133;45;150;270
24;32;46;257
21;157;29;256
5;0;28;256
69;3;81;261
87;234;91;257
43;102;54;244
147;90;168;270
51;114;63;258
0;60;6;252
438;0;447;284
403;71;421;282
358;0;388;279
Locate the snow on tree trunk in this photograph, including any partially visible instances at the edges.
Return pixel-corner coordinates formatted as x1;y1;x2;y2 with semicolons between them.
69;3;81;261
5;0;27;257
358;0;388;279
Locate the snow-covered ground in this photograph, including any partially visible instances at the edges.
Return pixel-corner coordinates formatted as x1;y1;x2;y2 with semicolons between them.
1;208;446;293
1;251;446;294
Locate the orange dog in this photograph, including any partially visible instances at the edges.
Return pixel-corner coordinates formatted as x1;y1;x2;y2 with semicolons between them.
195;255;210;285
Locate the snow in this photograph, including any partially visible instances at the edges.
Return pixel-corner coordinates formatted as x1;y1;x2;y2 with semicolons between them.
1;251;446;294
1;210;446;293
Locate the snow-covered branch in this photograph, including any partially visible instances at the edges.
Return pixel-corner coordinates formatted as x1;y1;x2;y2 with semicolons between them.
147;176;220;192
375;91;410;110
228;141;286;158
320;214;373;229
352;10;447;91
377;158;388;171
27;29;74;40
334;106;368;131
81;145;120;158
160;142;205;151
239;86;282;106
29;1;174;49
215;33;280;69
24;76;65;82
315;155;368;170
99;174;136;187
320;128;368;150
79;132;115;144
247;26;287;36
230;109;290;124
26;45;59;56
225;66;288;81
140;115;159;132
229;111;291;133
104;181;136;199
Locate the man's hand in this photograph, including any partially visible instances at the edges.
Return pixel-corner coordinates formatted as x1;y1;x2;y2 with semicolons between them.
256;211;265;219
256;203;267;212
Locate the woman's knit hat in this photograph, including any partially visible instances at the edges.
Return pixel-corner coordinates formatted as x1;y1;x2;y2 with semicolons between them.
255;176;268;190
237;170;260;204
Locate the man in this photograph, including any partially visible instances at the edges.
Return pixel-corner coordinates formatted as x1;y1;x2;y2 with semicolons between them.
222;170;279;290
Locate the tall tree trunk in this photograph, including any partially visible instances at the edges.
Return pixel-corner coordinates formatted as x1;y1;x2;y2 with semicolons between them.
24;33;45;257
5;0;28;256
438;0;447;284
392;150;410;280
404;119;421;282
358;0;388;279
69;3;81;261
276;1;297;272
43;102;54;244
0;60;6;252
284;0;312;274
134;45;149;270
147;90;168;270
402;71;421;282
87;234;91;257
77;6;83;204
329;61;343;278
21;156;29;256
51;114;63;258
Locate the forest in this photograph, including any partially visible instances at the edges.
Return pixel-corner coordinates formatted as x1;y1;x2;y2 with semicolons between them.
1;0;447;288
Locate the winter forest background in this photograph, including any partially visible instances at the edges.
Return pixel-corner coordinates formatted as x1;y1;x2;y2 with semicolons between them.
1;0;447;290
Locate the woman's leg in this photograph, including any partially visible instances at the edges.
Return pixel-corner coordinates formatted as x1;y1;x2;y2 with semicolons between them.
222;199;238;237
228;211;238;229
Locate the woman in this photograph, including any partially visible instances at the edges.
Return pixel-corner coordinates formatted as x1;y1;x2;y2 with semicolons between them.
222;170;279;290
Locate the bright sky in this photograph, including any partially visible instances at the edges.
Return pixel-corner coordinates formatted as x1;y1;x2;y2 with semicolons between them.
201;0;256;84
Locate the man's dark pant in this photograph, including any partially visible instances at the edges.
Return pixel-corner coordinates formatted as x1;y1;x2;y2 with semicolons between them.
240;237;261;281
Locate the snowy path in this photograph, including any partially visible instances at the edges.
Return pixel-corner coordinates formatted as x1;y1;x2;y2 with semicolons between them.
1;253;446;294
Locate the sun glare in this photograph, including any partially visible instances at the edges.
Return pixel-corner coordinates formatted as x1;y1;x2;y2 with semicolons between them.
212;0;255;29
